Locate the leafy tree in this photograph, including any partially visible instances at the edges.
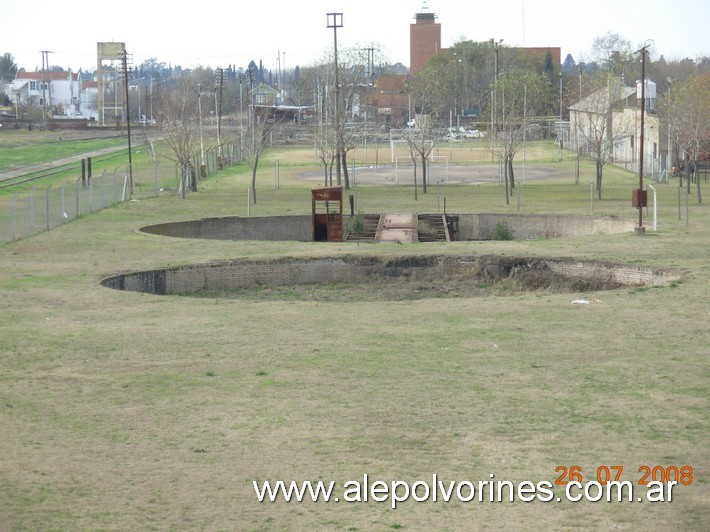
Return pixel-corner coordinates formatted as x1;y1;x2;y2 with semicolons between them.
562;54;577;74
246;61;259;89
0;53;18;80
426;40;495;121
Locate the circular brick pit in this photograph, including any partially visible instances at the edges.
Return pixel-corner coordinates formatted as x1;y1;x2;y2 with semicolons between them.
101;255;679;301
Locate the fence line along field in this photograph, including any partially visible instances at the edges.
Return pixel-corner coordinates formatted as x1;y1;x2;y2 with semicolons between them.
0;132;707;530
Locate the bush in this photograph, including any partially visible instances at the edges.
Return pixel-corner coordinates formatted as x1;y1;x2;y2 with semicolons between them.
348;212;365;233
416;220;436;236
492;221;513;241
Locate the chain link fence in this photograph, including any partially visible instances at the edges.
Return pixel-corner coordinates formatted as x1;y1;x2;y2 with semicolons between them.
0;144;240;244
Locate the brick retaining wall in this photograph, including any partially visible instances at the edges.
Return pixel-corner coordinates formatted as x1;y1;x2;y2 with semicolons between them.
139;213;635;243
101;255;680;296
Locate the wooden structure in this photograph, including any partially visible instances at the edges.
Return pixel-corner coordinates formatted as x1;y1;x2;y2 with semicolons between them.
311;187;343;241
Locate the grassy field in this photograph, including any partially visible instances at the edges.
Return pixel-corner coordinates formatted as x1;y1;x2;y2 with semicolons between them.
0;135;708;530
0;129;130;171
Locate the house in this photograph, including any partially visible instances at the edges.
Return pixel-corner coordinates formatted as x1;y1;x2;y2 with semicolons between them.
374;75;409;127
569;78;662;177
250;82;279;106
6;70;87;118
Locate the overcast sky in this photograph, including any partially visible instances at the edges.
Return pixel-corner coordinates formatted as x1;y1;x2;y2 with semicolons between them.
3;0;709;72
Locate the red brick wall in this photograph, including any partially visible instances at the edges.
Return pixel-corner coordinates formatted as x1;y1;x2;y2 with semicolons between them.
410;19;441;74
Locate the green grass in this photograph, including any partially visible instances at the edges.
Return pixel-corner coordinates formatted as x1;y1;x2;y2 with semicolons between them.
0;135;708;530
0;129;128;171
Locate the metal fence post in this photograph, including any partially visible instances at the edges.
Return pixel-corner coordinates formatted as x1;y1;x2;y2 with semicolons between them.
100;173;105;209
12;193;17;241
46;185;52;230
113;168;119;203
30;186;34;236
61;186;66;223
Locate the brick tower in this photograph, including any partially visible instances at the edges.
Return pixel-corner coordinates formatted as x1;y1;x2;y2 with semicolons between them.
409;1;441;74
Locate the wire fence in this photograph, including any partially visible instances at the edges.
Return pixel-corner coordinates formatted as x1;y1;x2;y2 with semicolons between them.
0;145;239;244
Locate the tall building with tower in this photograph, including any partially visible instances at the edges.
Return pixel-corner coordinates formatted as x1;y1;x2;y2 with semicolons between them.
410;1;441;74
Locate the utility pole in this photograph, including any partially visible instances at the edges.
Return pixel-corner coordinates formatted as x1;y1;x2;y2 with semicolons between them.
215;67;225;159
118;50;134;195
40;50;53;120
327;12;344;186
239;75;244;156
198;83;205;165
635;40;653;234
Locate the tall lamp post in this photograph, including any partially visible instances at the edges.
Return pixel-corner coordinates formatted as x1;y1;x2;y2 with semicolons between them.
327;12;344;186
490;38;503;132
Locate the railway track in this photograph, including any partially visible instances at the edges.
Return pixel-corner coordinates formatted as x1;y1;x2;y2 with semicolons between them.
0;146;132;190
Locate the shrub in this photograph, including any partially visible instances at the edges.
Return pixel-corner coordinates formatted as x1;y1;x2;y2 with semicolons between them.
416;220;436;236
348;212;365;233
492;221;513;240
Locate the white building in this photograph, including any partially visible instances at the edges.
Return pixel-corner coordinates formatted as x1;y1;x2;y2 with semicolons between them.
4;70;96;119
569;78;662;178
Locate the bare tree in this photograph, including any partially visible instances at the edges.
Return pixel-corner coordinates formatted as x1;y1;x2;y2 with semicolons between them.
667;73;710;203
310;45;383;189
156;78;200;197
243;106;280;204
401;114;439;199
313;115;337;186
404;69;448;195
570;76;634;199
487;68;550;204
591;32;635;79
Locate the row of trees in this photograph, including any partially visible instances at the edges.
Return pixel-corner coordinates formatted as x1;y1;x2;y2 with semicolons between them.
4;34;708;205
151;37;708;205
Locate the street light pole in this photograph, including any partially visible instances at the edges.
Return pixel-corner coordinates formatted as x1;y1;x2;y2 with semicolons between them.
490;38;503;185
490;39;502;132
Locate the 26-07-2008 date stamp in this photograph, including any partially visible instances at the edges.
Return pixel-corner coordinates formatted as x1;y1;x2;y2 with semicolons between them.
554;464;694;503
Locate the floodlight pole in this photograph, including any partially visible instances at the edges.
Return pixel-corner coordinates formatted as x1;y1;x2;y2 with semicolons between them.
327;12;344;186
